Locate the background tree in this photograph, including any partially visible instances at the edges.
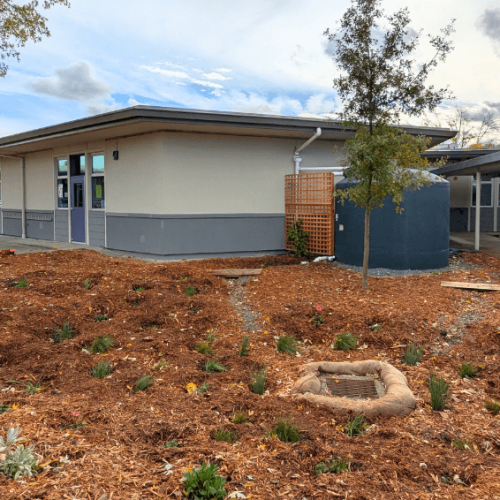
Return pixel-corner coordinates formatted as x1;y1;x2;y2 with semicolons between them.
324;0;455;289
0;0;69;77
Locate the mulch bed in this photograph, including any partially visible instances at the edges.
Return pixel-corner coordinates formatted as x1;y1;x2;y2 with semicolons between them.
0;249;499;499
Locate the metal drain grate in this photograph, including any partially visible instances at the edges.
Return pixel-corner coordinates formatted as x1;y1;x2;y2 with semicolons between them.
322;377;380;400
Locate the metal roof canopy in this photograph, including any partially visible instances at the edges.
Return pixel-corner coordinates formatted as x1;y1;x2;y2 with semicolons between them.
432;150;500;251
0;105;456;156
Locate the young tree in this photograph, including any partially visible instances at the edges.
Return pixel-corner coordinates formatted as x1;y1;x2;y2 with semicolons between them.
324;0;455;289
0;0;70;77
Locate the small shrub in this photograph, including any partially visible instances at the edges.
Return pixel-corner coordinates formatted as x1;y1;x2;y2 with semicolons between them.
272;419;301;443
458;362;477;379
183;462;226;500
312;315;324;325
214;428;237;443
164;440;179;448
402;344;424;366
287;218;311;258
15;279;28;289
83;278;91;290
89;335;114;354
453;438;471;450
134;375;154;392
251;367;267;395
197;382;209;394
52;322;74;342
485;400;500;416
93;313;108;322
0;427;37;480
233;412;249;424
185;286;197;296
91;361;113;378
206;331;216;343
334;332;357;351
239;336;250;356
428;374;449;411
345;413;365;437
203;359;227;373
0;405;8;414
276;334;299;355
315;456;349;475
195;342;213;355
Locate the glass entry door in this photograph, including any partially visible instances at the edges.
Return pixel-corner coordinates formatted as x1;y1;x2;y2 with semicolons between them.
71;175;85;242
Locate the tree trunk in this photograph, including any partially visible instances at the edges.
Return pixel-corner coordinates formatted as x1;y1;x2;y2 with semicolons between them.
362;206;370;289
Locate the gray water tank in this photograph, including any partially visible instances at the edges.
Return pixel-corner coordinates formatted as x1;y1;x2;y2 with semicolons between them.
334;171;449;270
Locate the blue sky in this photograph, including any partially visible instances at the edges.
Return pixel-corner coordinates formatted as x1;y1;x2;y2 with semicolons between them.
2;0;500;138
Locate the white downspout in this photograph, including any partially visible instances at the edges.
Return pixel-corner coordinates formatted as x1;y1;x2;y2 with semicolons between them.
21;157;26;238
293;128;322;174
475;170;481;251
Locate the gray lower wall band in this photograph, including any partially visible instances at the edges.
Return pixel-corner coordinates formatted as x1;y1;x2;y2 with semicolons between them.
89;211;105;246
106;213;286;255
55;210;69;242
1;209;54;240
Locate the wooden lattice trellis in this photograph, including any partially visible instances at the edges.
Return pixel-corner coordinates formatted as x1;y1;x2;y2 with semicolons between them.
285;172;335;256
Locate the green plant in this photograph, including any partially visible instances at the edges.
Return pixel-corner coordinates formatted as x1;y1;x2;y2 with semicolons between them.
15;279;28;289
233;412;249;424
428;374;449;411
0;427;37;480
0;404;8;414
276;334;299;355
453;438;471;450
239;336;250;356
485;400;500;416
250;367;267;395
272;419;301;443
370;323;383;331
334;332;358;351
312;315;324;325
286;218;311;258
203;359;227;373
402;344;425;365
83;278;91;290
345;413;365;437
214;428;237;443
24;380;42;395
133;286;145;292
185;286;197;296
134;375;154;392
52;322;74;342
154;359;168;371
93;313;108;322
197;382;209;394
164;440;179;448
89;335;114;354
195;342;213;355
458;362;477;379
180;277;189;282
91;361;113;378
183;462;226;500
206;331;216;343
315;456;350;475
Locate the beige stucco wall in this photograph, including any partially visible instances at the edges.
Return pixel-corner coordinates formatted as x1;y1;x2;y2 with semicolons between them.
105;132;344;215
0;157;22;209
449;176;471;207
25;151;55;210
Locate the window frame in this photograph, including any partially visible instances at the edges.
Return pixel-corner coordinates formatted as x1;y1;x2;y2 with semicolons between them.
471;179;493;208
90;153;105;210
56;158;69;209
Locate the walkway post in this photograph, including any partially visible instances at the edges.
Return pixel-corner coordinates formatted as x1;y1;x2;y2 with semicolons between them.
475;170;481;251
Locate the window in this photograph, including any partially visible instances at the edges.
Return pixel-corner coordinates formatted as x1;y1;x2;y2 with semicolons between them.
91;154;105;209
56;158;68;208
472;180;492;207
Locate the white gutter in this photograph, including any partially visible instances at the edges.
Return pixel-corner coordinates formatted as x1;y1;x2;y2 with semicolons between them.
0;154;26;238
293;128;322;174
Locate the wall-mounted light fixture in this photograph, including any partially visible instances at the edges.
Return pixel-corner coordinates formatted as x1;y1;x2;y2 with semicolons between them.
113;151;119;160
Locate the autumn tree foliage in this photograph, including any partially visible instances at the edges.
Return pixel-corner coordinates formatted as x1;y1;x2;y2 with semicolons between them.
325;0;455;288
0;0;70;77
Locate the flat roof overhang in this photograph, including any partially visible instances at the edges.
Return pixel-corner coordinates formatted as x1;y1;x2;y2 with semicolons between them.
0;106;456;156
431;150;500;178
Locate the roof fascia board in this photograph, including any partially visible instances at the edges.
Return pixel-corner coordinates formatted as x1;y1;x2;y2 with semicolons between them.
432;150;500;176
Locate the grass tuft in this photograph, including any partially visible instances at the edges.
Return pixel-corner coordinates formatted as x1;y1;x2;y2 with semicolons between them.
232;411;249;424
315;456;350;475
83;278;91;290
185;286;197;296
15;279;28;288
334;332;357;351
272;419;301;443
428;374;449;411
195;341;213;355
133;286;145;292
453;438;471;450
206;331;216;343
214;428;237;443
203;359;227;373
0;404;8;414
402;344;424;365
251;367;267;395
52;322;74;343
91;361;113;378
134;375;154;392
276;334;299;355
164;440;179;448
197;382;209;394
458;362;477;378
89;335;114;354
93;313;108;322
485;400;500;416
239;335;250;356
345;413;365;437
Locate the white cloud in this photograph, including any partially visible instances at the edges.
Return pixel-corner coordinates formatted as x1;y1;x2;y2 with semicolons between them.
190;79;224;89
141;65;190;79
215;68;232;73
175;82;187;86
202;71;232;81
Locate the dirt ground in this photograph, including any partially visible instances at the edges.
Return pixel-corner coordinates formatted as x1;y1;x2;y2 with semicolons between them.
0;249;499;500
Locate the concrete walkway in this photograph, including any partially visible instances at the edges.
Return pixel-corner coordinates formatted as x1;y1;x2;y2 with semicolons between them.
450;231;500;258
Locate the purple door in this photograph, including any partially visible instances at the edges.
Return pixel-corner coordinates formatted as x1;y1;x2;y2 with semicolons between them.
71;175;85;242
